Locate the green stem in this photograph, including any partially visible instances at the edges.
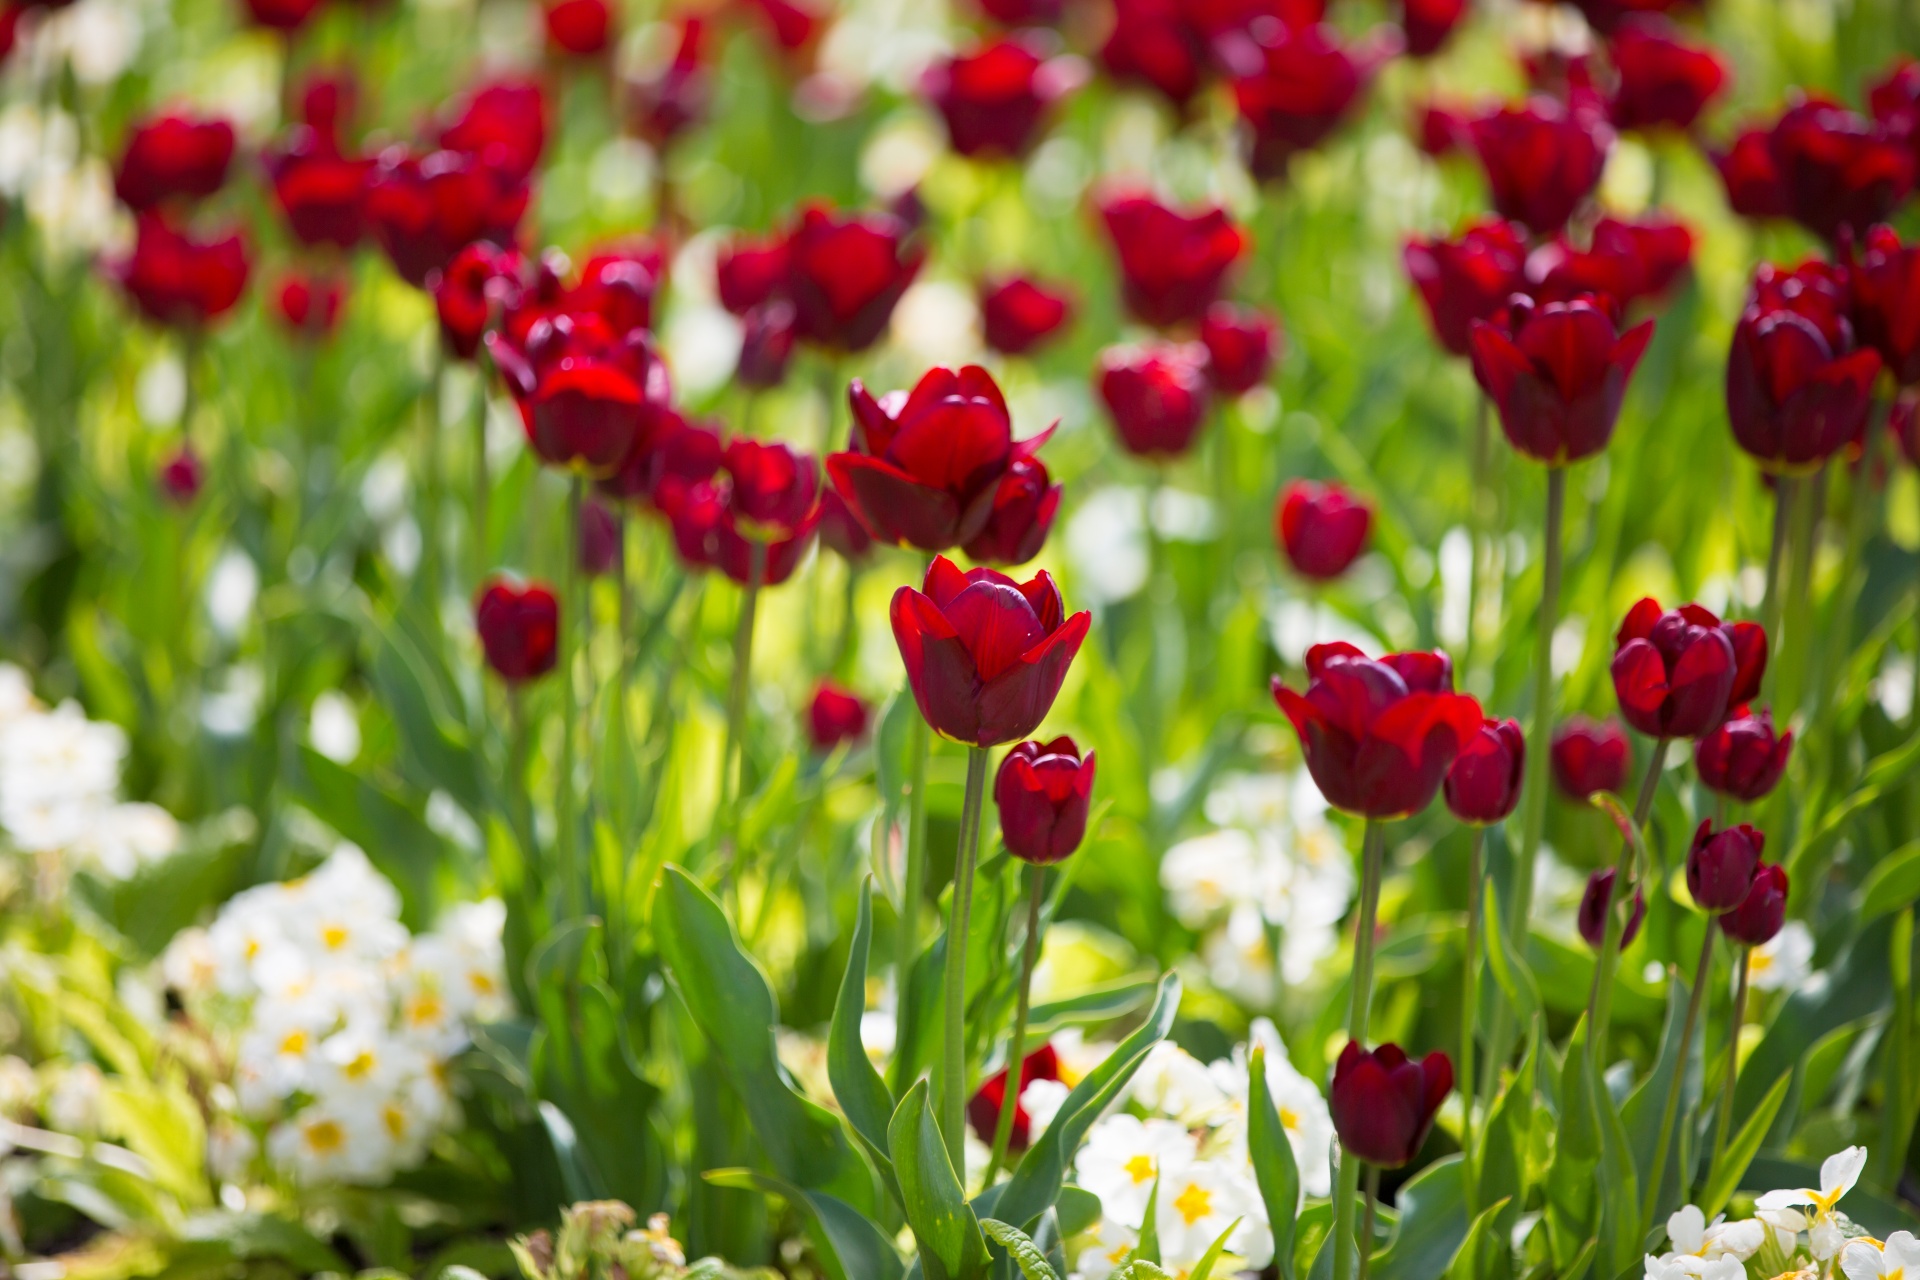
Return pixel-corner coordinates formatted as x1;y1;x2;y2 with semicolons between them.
558;476;584;920
1358;1164;1380;1280
1348;821;1386;1043
471;354;491;583
1710;945;1751;1179
1463;392;1490;675
1460;826;1483;1216
1510;467;1565;945
985;864;1045;1185
1640;921;1716;1236
1775;464;1824;725
1759;476;1795;644
939;744;990;1170
1588;741;1665;1062
506;685;538;872
892;712;930;1098
1333;1149;1361;1280
721;543;767;865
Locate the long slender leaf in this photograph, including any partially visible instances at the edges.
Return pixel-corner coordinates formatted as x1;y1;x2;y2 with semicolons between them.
889;1080;987;1280
1247;1044;1302;1280
1696;1069;1791;1219
703;1168;905;1280
829;879;898;1190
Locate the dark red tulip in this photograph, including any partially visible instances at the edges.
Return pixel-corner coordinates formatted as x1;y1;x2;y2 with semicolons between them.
1199;303;1280;394
1552;715;1629;798
629;18;709;148
488;309;673;476
923;35;1076;160
737;301;798;389
966;1044;1060;1151
807;680;869;750
1768;97;1913;244
475;579;560;683
436;242;525;360
569;241;665;335
1562;0;1696;37
1726;261;1882;474
1606;18;1726;133
1712;126;1793;220
1686;819;1762;913
1724;619;1768;709
364;147;528;289
1097;0;1210;108
274;272;344;339
1444;717;1525;824
1399;0;1466;58
1847;225;1920;386
1403;219;1528;357
157;445;203;505
578;498;623;576
264;127;373;250
1098;193;1245;330
716;235;790;315
1526;216;1694;308
963;457;1060;567
1468;97;1612;235
1521;47;1603;111
974;0;1059;24
1578;867;1644;949
1097;341;1212;459
818;489;874;561
0;5;22;60
113;113;234;210
1415;100;1473;157
1609;598;1742;740
980;276;1072;356
1230;23;1386;180
603;408;722;508
296;70;357;146
439;79;548;185
1329;1042;1452;1168
1719;862;1788;945
741;0;820;61
1468;297;1654;465
655;439;822;586
1869;58;1920;172
242;0;324;31
111;214;250;329
1276;479;1370;580
545;0;611;55
994;736;1095;864
832;365;1051;553
1272;642;1484;819
1693;707;1791;802
724;436;819;530
784;204;924;352
889;556;1091;748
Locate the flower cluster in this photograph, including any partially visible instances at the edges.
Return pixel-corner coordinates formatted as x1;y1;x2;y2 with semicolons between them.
1641;1147;1882;1277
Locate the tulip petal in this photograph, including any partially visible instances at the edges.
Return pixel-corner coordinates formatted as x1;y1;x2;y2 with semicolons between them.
1610;638;1671;733
828;451;965;550
973;609;1091;746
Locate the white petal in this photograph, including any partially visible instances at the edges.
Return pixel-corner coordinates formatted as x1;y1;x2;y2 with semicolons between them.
1756;1188;1814;1211
1822;1146;1870;1197
1667;1206;1706;1254
1841;1240;1888;1280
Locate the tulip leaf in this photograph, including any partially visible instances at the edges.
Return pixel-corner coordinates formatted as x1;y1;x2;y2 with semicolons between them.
1025;979;1155;1040
980;1219;1061;1280
1696;1068;1791;1220
1474;1017;1538;1235
1444;1196;1511;1280
1858;839;1920;922
1621;968;1705;1226
702;1168;905;1280
1372;1155;1467;1280
828;879;898;1194
1247;1044;1302;1280
1483;891;1540;1031
1543;1020;1602;1270
1185;1216;1243;1280
888;1079;987;1280
1132;1173;1162;1265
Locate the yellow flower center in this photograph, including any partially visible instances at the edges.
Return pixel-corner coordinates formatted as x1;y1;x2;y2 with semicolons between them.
383;1105;408;1139
1125;1154;1157;1185
408;992;445;1027
1280;1106;1300;1132
343;1050;377;1079
304;1119;344;1153
1172;1183;1213;1227
321;923;350;950
1106;1243;1132;1264
279;1029;309;1057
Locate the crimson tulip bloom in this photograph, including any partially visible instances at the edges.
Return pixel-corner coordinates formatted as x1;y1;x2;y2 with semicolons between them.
1403;219;1528;357
1097;341;1212;459
889;556;1091;748
807;680;870;750
1847;225;1920;386
1609;598;1752;740
489;310;673;476
1687;820;1762;913
569;242;665;334
242;0;323;31
629;19;708;149
111;214;250;329
1768;98;1913;244
1694;708;1791;802
1415;100;1472;157
1726;262;1882;473
438;79;548;185
966;1044;1059;1151
980;276;1072;356
1552;715;1629;797
1468;297;1654;465
1527;216;1694;308
737;302;798;389
274;272;344;339
1719;863;1788;946
365;148;528;289
976;0;1059;23
716;235;789;315
1098;194;1246;329
1097;0;1209;108
1400;0;1466;58
994;736;1095;864
1272;643;1484;819
1870;58;1920;171
1712;127;1793;220
263;128;372;250
475;579;559;682
1329;1042;1452;1167
1200;303;1279;394
114;113;234;210
436;243;524;360
1578;868;1644;949
1230;23;1385;180
818;491;874;563
157;445;203;505
1565;0;1693;36
1444;717;1525;825
656;439;822;585
964;457;1060;567
545;0;611;54
1276;479;1370;580
1606;19;1726;133
922;35;1077;160
784;204;924;352
1468;97;1612;235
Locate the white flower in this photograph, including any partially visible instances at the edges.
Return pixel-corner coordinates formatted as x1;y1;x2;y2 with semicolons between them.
1074;1114;1197;1229
1664;1205;1765;1262
1758;1146;1868;1259
1643;1254;1746;1280
1075;1216;1140;1280
1161;830;1262;926
267;1103;379;1184
1748;921;1816;993
72;802;180;878
44;1062;103;1135
0;664;38;722
208;1116;258;1182
1155;1157;1270;1270
1843;1232;1920;1280
1206;1019;1335;1199
1021;1077;1070;1141
1129;1042;1229;1127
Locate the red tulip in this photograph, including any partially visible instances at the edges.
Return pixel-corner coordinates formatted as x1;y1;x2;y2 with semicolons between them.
1097;0;1210;108
740;0;821;61
994;736;1095;863
1551;715;1629;797
111;214;250;329
274;272;344;339
1687;819;1762;913
545;0;611;55
1606;18;1726;133
966;1044;1060;1151
1563;0;1696;37
1468;97;1612;235
264;127;373;250
1230;23;1385;180
1693;708;1791;802
974;0;1059;24
1768;97;1913;244
1414;100;1473;157
963;457;1060;567
569;241;665;335
1276;479;1370;580
578;498;623;576
807;680;870;750
1098;193;1246;330
157;444;203;505
475;579;559;682
364;147;528;289
1271;642;1484;819
1610;598;1748;740
1200;303;1280;394
438;79;548;185
1444;717;1525;824
980;276;1073;356
296;70;357;146
889;555;1091;748
1711;126;1793;220
629;18;709;148
659;438;821;585
1846;225;1920;386
1526;216;1694;309
1097;341;1212;459
242;0;324;31
1403;219;1528;357
436;242;525;360
737;301;798;389
0;5;23;60
1578;867;1644;949
1869;57;1920;172
113;113;234;210
1399;0;1466;58
1521;47;1604;112
818;489;874;562
1329;1041;1452;1167
922;34;1077;160
784;203;924;352
716;234;790;315
488;309;674;476
1719;863;1787;946
1726;261;1881;474
1468;297;1654;465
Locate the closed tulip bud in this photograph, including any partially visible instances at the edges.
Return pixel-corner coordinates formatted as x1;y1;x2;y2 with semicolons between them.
1578;867;1644;949
657;440;822;586
922;35;1078;160
994;736;1095;864
1199;303;1280;394
1846;225;1920;386
1415;100;1473;157
578;498;622;577
157;445;203;505
264;127;373;250
716;235;790;315
784;203;924;353
736;300;797;389
438;79;548;185
1687;820;1763;913
1719;863;1788;946
274;273;344;339
1404;219;1528;357
1468;97;1612;236
1097;341;1212;459
1552;715;1629;798
1399;0;1466;58
1610;598;1749;740
1444;717;1525;825
1768;98;1913;245
966;1044;1059;1150
1726;261;1882;473
1231;24;1386;181
475;579;559;683
1469;297;1653;465
1713;127;1792;220
1694;708;1792;802
365;147;529;289
1273;643;1484;819
980;276;1072;357
889;556;1091;747
1276;479;1371;580
488;309;673;477
806;680;869;751
1098;193;1246;330
114;113;235;210
112;214;250;329
1606;19;1727;133
963;457;1060;567
545;0;611;55
436;243;524;361
1329;1041;1453;1167
1097;0;1208;108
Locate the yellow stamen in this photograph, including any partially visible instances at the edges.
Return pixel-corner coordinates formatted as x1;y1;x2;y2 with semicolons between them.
1172;1182;1213;1227
1125;1154;1156;1185
304;1119;344;1153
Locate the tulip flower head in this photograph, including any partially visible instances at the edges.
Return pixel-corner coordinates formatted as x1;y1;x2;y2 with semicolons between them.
1098;193;1246;329
994;736;1096;864
438;79;548;185
1552;715;1629;798
436;243;525;360
1686;820;1763;913
817;490;874;563
1767;97;1913;245
263;126;373;251
1444;717;1525;825
980;276;1073;356
1468;97;1612;236
966;1044;1060;1151
1694;707;1792;802
1578;867;1644;949
1526;216;1695;310
545;0;612;56
1328;1041;1452;1167
114;113;235;210
1403;219;1528;357
1726;260;1882;474
365;147;528;289
1719;862;1788;945
474;579;559;683
1605;19;1728;134
889;556;1091;748
1097;0;1210;108
489;307;673;477
921;34;1079;160
157;445;204;505
1469;296;1654;465
1846;225;1920;386
1199;303;1280;394
783;203;925;352
111;214;250;329
1276;479;1371;581
274;273;344;339
806;680;869;751
1097;341;1212;459
1230;23;1386;181
1610;598;1764;740
716;235;789;315
1712;126;1793;221
1271;643;1484;819
1399;0;1467;59
659;439;822;586
963;456;1060;567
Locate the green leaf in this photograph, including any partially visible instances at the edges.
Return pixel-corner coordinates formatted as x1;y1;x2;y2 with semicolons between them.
1484;891;1540;1031
1247;1044;1302;1280
888;1079;987;1280
535;1099;604;1203
1025;980;1155;1040
1621;969;1704;1226
1056;1186;1102;1239
1696;1068;1791;1219
1445;1197;1512;1280
829;879;898;1191
1474;1018;1539;1233
1186;1217;1244;1280
1133;1172;1162;1265
702;1168;905;1280
1373;1155;1467;1280
291;745;443;928
1544;1021;1602;1271
981;1219;1062;1280
1859;840;1920;922
177;1210;350;1274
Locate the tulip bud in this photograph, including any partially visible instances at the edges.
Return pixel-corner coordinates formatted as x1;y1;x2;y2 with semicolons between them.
112;214;251;330
921;35;1077;160
966;1044;1059;1151
439;79;549;186
1329;1041;1453;1167
1276;480;1371;581
806;681;869;751
436;243;523;361
1767;98;1914;245
1230;24;1386;181
784;203;924;353
1098;193;1245;329
365;147;529;289
274;273;344;340
1469;297;1653;466
716;236;790;316
1467;97;1612;236
157;445;204;506
1403;219;1528;357
1846;225;1920;387
1686;820;1764;913
1098;0;1207;108
475;579;560;683
1414;100;1472;158
1578;867;1645;949
1606;19;1728;134
263;127;373;251
994;737;1095;864
1444;718;1525;825
1712;128;1792;220
578;498;622;577
113;113;235;211
980;276;1072;357
545;0;612;56
1199;303;1280;395
1719;863;1789;946
1551;716;1629;798
1694;708;1792;802
963;457;1060;567
1609;598;1741;740
1097;341;1212;459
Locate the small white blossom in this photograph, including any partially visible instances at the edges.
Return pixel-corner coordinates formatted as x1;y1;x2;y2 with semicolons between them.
1758;1146;1869;1259
1843;1231;1920;1280
1748;921;1816;993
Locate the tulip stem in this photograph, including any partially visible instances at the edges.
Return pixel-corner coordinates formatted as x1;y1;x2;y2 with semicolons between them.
558;476;585;921
1460;826;1483;1216
1641;921;1716;1237
1463;392;1490;675
1587;740;1664;1064
721;542;767;870
985;863;1044;1187
1510;467;1565;945
893;712;930;1098
1332;1148;1362;1280
506;684;536;864
1759;475;1794;651
1358;1164;1380;1280
939;744;990;1171
1776;463;1825;727
1348;820;1386;1044
1708;945;1751;1189
471;353;491;583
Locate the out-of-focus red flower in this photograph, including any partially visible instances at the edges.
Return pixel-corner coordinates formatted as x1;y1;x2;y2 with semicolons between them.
1098;193;1245;329
1399;0;1466;58
630;18;709;148
439;79;548;184
818;489;873;561
974;0;1057;22
1098;0;1210;108
545;0;611;55
1551;715;1629;797
1444;717;1524;824
964;456;1060;567
1610;598;1756;740
489;308;673;476
737;301;798;388
1329;1042;1452;1167
1200;303;1279;393
1414;100;1473;157
1606;18;1726;133
807;680;869;750
1847;225;1920;386
1521;47;1603;111
475;579;560;682
1578;867;1644;948
1726;260;1881;474
1526;216;1694;309
1768;97;1914;244
242;0;325;32
1276;479;1370;580
1404;219;1528;357
602;408;723;508
0;6;23;61
995;736;1095;863
1231;24;1389;180
890;556;1091;747
436;242;525;360
1694;707;1791;802
578;498;623;575
965;1045;1059;1151
922;34;1079;160
1719;863;1787;945
1560;0;1697;37
275;272;344;338
365;147;528;289
784;203;924;352
111;214;250;329
716;234;790;315
1711;126;1792;220
657;439;822;585
569;241;664;334
1686;819;1762;913
298;71;358;146
739;0;822;63
1272;642;1483;819
157;444;203;505
1869;57;1920;172
264;127;373;250
1097;340;1212;459
113;113;235;210
1468;97;1612;235
980;276;1072;356
1469;296;1654;465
